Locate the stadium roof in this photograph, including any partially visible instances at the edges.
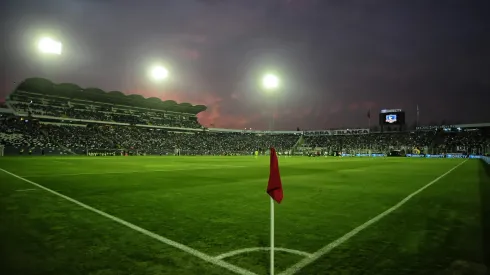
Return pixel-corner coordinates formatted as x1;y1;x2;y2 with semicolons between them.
12;77;207;115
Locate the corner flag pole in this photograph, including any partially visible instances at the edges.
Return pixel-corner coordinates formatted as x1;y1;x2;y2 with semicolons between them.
270;197;275;275
270;198;274;275
267;148;283;275
269;105;276;275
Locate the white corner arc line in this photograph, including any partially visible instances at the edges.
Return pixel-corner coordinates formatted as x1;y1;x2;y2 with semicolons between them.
0;168;257;275
215;247;313;260
279;159;468;275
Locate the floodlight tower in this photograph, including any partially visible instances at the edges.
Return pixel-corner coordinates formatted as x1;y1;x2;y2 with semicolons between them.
37;37;63;55
149;65;169;82
35;36;63;79
261;73;280;131
262;74;279;91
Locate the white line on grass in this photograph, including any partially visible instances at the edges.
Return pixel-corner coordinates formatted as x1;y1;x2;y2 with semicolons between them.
0;168;257;275
279;159;468;275
216;247;313;260
16;188;38;192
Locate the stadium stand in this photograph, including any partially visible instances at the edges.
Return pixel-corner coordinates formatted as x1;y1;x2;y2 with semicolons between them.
0;118;300;155
0;78;302;155
7;77;205;129
1;77;489;157
302;131;439;155
302;128;489;156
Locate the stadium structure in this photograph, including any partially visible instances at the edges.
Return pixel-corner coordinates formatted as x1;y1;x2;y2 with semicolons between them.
0;77;489;157
0;78;489;275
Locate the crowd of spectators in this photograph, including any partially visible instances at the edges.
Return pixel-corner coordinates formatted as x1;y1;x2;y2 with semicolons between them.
303;131;438;153
1;117;489;156
434;130;489;153
0;119;56;152
0;119;299;155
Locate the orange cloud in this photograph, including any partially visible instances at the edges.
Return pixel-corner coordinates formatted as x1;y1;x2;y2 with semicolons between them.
197;97;258;129
230;92;240;100
178;48;201;61
125;87;256;129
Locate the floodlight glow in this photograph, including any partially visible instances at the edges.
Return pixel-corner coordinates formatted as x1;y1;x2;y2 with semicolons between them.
262;74;279;90
150;65;169;81
37;37;62;55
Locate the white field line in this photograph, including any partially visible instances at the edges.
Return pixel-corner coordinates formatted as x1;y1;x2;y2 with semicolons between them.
279;159;468;275
216;247;312;260
0;168;257;275
16;188;38;192
20;165;247;177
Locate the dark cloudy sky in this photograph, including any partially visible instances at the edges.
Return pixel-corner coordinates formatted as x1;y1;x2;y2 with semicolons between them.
1;0;489;130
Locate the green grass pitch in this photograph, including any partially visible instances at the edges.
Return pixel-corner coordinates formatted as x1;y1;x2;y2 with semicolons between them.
0;156;488;275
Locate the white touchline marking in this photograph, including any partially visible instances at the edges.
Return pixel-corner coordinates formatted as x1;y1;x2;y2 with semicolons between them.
215;247;313;260
279;159;468;275
0;168;257;275
16;188;37;192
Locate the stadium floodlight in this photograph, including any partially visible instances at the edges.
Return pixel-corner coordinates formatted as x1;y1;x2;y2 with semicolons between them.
260;73;280;131
262;73;280;91
149;65;169;81
37;37;62;55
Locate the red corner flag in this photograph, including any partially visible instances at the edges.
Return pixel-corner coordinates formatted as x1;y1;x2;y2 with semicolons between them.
267;147;283;203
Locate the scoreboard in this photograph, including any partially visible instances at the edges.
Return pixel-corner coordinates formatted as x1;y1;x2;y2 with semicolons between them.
379;109;405;126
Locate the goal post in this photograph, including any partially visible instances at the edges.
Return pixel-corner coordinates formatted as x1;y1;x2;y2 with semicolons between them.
0;145;4;157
